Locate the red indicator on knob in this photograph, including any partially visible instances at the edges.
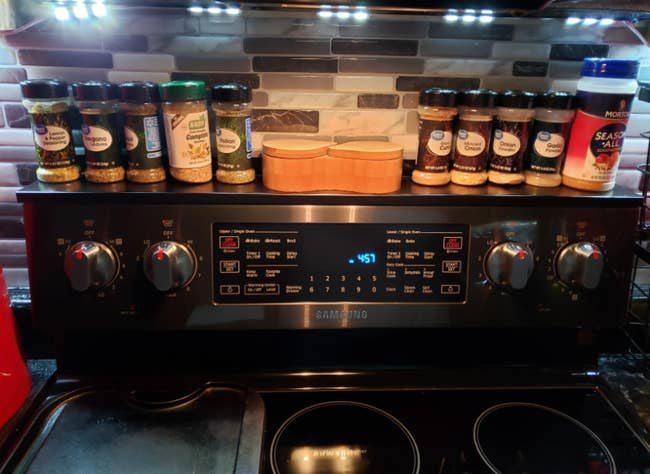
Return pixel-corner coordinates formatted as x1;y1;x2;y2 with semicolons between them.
75;250;84;261
591;251;601;260
517;249;526;260
156;249;165;261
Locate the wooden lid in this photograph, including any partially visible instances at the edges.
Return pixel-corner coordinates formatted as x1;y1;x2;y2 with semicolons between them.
328;141;403;160
263;139;332;159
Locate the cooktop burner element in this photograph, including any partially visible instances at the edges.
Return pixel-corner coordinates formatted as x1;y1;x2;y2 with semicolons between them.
473;403;615;474
269;401;420;474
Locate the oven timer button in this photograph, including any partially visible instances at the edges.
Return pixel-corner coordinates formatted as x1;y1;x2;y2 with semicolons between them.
64;241;118;292
484;242;534;290
142;241;197;292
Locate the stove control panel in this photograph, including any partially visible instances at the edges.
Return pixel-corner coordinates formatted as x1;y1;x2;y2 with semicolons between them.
213;224;469;304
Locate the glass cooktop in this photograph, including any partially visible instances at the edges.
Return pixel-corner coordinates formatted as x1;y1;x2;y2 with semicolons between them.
261;388;650;474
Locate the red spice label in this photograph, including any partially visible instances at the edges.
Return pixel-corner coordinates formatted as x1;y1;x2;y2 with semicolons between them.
563;91;634;183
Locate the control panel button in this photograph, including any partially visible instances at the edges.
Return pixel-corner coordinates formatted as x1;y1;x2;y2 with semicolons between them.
485;242;534;290
64;241;118;292
555;241;604;290
143;241;197;292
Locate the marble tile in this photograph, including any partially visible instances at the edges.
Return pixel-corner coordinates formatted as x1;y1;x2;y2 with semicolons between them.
549;61;583;79
549;79;579;93
26;66;108;82
0;41;16;65
625;116;650;137
0;129;33;146
251;109;319;133
480;76;550;92
4;31;102;50
401;93;419;109
513;19;603;43
357;94;399;109
491;42;550;60
550;44;609;61
420;39;492;58
603;26;646;45
513;61;548;77
0;163;19;186
0;68;26;84
340;20;428;39
0;146;39;162
0;109;4;127
108;71;171;83
251;132;263;157
267;92;355;109
0;217;22;237
199;16;245;35
389;134;418;160
18;50;113;68
3;104;29;128
262;74;333;90
244;38;330;55
171;72;260;89
396;76;479;92
175;56;250;72
619;153;646;170
246;17;338;37
113;53;175;72
615;169;640;192
148;36;242;55
0;85;21;101
252;91;268;107
339;58;423;74
332;39;418;56
0;254;27;268
0;187;20;202
102;35;147;52
253;57;338;73
3;268;28;287
334;76;394;92
406;111;418;134
114;9;199;35
424;59;511;76
0;239;26;253
319;110;407;135
632;100;650;113
428;22;514;40
607;45;643;60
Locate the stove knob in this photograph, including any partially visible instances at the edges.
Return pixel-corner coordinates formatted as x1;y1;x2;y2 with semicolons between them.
555;242;604;290
485;242;534;290
143;241;197;292
64;241;118;292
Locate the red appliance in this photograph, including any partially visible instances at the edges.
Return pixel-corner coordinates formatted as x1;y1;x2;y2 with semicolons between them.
0;266;30;429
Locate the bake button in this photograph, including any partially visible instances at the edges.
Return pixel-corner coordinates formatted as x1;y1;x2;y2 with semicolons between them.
219;260;240;274
442;260;462;273
440;284;461;295
219;284;240;295
443;236;463;250
219;236;240;250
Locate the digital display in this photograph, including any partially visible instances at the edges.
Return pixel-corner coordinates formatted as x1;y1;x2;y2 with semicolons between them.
214;223;468;304
349;252;377;265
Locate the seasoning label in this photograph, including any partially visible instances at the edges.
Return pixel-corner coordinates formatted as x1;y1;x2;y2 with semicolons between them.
124;114;163;170
563;91;634;183
453;120;491;172
30;111;75;168
163;110;211;169
81;112;121;167
416;118;453;172
216;115;252;171
526;121;571;174
489;120;531;173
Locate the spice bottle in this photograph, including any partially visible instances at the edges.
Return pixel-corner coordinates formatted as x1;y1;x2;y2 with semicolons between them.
20;79;80;183
451;89;497;186
119;81;166;184
563;58;639;192
488;90;536;186
412;88;457;186
74;81;125;183
212;84;255;184
159;81;212;184
524;91;575;187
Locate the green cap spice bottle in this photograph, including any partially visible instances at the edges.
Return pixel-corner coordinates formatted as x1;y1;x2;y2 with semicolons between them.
212;83;254;185
160;81;212;184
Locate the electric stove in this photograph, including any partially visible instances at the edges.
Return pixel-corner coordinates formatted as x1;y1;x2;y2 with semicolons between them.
1;181;648;474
